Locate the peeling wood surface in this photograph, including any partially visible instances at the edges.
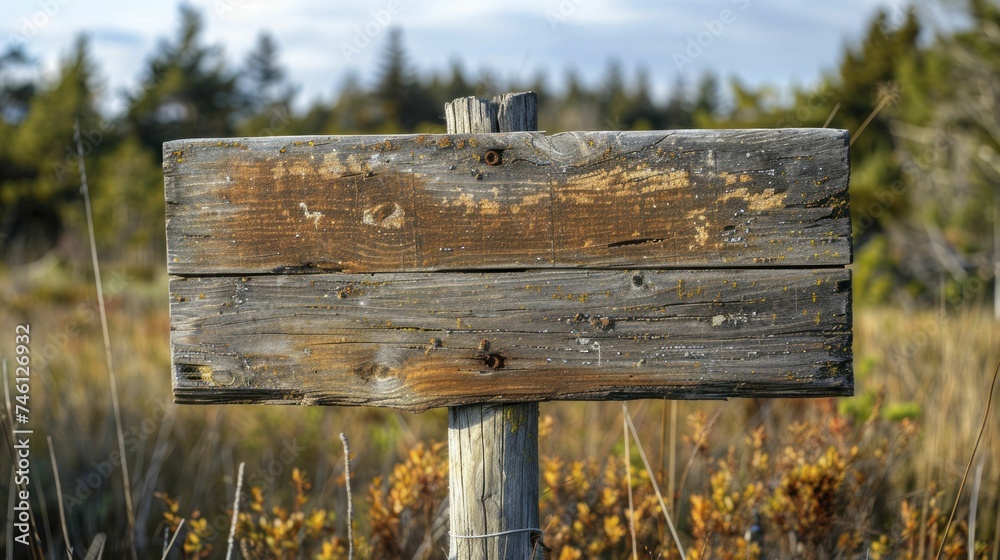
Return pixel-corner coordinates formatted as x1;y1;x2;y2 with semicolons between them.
164;129;850;275
168;268;852;412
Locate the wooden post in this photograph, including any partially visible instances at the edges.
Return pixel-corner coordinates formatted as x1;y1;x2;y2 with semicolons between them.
446;92;543;560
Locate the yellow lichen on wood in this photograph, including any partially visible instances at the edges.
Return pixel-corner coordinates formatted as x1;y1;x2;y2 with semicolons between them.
717;187;787;211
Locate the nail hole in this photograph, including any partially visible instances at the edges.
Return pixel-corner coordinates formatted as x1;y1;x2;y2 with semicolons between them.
483;149;502;166
723;225;736;231
632;274;644;288
484;353;506;369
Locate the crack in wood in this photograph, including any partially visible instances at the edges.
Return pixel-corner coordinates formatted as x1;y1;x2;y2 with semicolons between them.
608;238;667;248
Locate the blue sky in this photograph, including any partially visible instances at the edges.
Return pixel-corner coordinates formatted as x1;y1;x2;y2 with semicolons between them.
4;0;940;114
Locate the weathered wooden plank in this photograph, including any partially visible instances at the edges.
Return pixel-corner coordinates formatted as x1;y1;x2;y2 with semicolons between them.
168;268;852;412
164;128;850;275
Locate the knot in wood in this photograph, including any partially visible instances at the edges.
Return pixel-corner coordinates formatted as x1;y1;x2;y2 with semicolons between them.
362;202;405;229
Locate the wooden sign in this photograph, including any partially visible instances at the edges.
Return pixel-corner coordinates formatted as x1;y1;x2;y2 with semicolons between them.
164;128;852;412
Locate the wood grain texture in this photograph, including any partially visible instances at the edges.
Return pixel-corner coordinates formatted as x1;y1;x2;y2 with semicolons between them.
168;267;852;412
164;128;850;275
448;405;542;559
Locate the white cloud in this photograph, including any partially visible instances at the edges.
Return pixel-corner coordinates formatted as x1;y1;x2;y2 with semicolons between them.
4;0;914;115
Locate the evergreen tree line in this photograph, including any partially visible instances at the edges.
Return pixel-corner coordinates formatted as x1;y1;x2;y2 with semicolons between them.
1;2;999;306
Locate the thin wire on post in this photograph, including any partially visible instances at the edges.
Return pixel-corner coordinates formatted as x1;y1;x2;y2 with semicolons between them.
451;528;544;539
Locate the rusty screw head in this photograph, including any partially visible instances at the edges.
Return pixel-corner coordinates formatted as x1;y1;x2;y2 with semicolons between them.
483;149;502;166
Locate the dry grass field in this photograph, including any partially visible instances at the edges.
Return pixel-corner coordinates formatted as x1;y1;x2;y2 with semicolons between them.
1;266;997;558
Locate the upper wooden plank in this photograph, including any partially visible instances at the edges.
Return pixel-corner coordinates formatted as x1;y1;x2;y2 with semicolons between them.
164;129;850;275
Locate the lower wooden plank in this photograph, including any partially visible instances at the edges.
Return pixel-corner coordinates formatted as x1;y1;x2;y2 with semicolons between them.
169;268;852;412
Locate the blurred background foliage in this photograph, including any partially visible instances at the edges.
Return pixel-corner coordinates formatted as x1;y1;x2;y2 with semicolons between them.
2;1;1000;557
1;2;999;309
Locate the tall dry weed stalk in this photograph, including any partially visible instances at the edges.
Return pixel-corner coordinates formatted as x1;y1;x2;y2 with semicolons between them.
75;118;135;557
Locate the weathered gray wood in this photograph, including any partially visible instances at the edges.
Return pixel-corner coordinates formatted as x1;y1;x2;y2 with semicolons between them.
445;96;498;133
449;404;541;559
168;267;852;411
164;128;850;275
445;93;541;560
